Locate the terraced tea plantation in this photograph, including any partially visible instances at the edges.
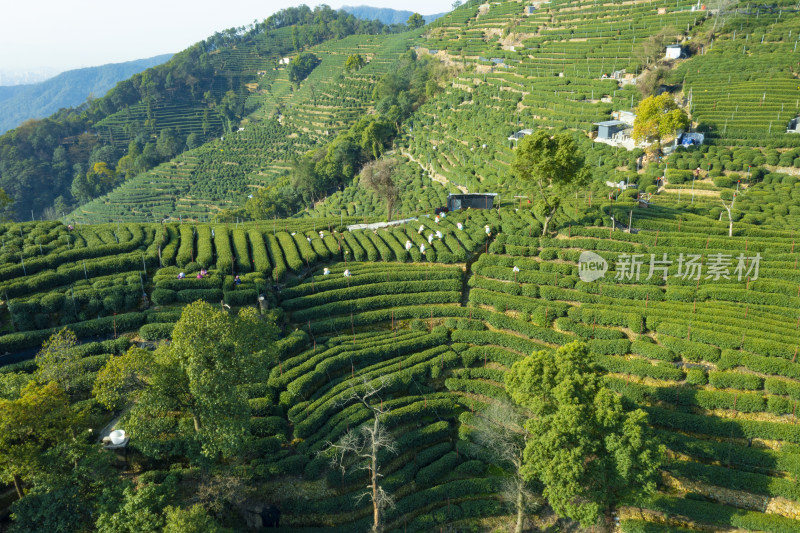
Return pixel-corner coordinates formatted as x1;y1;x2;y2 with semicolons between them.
9;0;800;530
70;31;418;224
4;200;800;531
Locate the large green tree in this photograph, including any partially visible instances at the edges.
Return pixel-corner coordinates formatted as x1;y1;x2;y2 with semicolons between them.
511;130;590;235
95;301;279;461
314;133;363;191
71;161;119;204
632;93;690;150
0;382;79;498
505;342;664;528
34;328;82;393
407;13;425;29
94;476;179;533
288;52;321;85
291;151;329;205
8;439;123;533
115;141;142;180
93;346;154;411
345;53;366;72
244;176;300;220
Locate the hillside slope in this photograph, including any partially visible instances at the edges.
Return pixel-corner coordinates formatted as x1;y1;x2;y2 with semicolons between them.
0;6;402;221
69;31;421;223
4;191;800;531
66;0;800;224
0;54;173;135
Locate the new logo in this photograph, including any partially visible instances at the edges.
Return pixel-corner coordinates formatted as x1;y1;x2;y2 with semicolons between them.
578;251;608;282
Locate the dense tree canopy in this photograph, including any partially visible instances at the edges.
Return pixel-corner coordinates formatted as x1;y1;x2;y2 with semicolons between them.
0;382;81;498
505;342;664;527
96;301;279;462
288;53;322;85
407;13;425;29
511;130;590;235
633;93;690;146
345;53;366;72
33;328;82;393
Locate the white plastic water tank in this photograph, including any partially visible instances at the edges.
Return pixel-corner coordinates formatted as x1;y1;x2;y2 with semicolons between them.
109;429;126;445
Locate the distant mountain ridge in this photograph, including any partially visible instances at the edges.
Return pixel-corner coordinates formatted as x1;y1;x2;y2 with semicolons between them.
0;54;173;134
0;68;61;86
341;5;447;25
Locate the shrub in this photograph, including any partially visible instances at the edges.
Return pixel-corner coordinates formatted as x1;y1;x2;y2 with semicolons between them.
152;288;176;305
265;234;287;281
277;232;303;272
214;227;233;274
713;176;733;188
686;368;707;385
708;371;763;391
195;226;213;268
175;289;224;304
223;289;258;306
139;322;175;340
248;230;271;275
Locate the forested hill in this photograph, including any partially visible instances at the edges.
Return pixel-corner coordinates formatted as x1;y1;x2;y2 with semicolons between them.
0;5;405;222
69;0;800;226
341;5;447;24
0;54;174;135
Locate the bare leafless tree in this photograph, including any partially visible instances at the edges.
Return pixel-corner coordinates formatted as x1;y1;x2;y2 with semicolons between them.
720;190;737;237
193;472;254;514
709;0;741;33
322;379;397;533
360;159;400;222
471;402;542;533
636;27;675;71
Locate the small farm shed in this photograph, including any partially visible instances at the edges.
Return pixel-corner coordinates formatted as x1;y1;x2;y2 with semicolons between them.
508;129;533;142
594;120;628;140
665;44;683;59
447;193;497;211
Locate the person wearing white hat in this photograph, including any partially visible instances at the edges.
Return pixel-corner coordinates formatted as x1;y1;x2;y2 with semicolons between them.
418;225;425;234
419;243;426;254
405;240;413;251
456;222;463;230
436;230;442;239
323;267;331;275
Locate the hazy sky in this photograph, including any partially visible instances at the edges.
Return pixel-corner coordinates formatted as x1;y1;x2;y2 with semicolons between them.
0;0;453;72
